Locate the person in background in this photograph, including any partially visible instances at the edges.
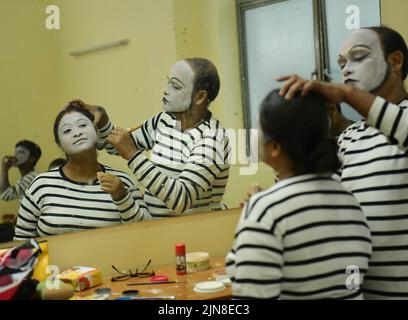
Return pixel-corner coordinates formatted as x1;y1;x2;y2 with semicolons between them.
14;105;150;240
48;158;67;170
226;89;371;300
1;140;41;202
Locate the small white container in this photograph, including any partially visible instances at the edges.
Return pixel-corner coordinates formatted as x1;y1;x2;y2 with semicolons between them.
193;281;226;293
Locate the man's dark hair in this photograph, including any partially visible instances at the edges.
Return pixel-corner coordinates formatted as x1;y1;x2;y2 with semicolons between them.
53;104;95;145
184;58;220;103
366;26;408;80
15;140;42;166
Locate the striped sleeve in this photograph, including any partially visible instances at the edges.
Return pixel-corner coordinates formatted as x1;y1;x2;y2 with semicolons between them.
14;188;41;240
113;185;152;222
98;113;161;155
98;120;118;155
226;206;284;299
1;172;36;201
366;96;408;150
130;113;162;150
127;134;228;214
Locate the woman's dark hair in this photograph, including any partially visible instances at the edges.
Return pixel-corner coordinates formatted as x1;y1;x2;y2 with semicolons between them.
259;89;340;174
365;26;408;80
48;158;67;170
53;104;95;145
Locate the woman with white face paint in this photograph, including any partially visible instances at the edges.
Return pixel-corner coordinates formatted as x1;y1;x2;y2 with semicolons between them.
14;105;151;240
1;140;41;202
69;58;230;218
278;26;408;300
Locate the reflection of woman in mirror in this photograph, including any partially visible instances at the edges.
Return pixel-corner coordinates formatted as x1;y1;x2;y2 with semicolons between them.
226;90;372;299
14;105;151;240
1;140;41;202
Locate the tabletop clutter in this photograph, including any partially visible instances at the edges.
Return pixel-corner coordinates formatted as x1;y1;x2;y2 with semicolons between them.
37;243;231;300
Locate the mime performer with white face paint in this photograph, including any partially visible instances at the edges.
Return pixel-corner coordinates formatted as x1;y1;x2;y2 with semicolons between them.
279;26;408;300
14;105;151;240
1;140;41;202
72;58;230;218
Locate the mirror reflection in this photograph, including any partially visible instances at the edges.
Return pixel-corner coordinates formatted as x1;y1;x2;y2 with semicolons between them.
1;0;264;243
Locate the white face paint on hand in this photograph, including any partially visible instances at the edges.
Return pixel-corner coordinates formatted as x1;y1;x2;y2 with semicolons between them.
58;112;98;155
338;29;388;92
14;146;30;166
162;60;195;113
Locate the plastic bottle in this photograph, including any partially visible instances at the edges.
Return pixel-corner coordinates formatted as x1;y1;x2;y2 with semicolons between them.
175;243;186;275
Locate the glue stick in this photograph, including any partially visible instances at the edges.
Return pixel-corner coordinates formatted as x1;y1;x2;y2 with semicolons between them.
175;243;186;275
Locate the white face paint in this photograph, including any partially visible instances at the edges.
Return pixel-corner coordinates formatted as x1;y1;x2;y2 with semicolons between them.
58;112;98;155
14;146;30;166
162;60;195;113
338;29;388;92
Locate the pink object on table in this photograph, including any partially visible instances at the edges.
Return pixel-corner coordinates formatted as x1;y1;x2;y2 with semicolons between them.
150;275;169;283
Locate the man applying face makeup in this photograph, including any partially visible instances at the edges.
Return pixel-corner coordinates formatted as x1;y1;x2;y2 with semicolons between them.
71;58;230;218
279;26;408;300
1;140;42;202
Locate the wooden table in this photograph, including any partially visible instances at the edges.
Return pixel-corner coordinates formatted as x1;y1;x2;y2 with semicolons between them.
74;257;231;300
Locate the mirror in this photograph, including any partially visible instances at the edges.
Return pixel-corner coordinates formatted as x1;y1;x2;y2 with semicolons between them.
0;0;277;243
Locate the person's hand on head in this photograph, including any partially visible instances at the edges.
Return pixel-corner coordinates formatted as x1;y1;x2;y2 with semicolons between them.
239;183;262;208
2;156;16;171
277;74;308;100
277;75;348;104
106;128;139;161
97;172;127;201
69;99;109;129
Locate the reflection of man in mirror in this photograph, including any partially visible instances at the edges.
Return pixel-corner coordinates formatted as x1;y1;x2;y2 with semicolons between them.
73;58;230;218
0;140;41;202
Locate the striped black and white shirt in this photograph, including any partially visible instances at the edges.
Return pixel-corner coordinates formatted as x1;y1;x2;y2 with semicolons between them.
367;96;408;150
99;111;230;218
1;171;38;201
226;174;372;300
338;96;408;299
14;165;151;240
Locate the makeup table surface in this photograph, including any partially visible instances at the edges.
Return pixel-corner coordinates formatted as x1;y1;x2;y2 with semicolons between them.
74;257;232;300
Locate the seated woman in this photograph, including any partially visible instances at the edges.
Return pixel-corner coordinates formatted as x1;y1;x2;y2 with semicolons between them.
226;90;372;300
14;105;151;240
